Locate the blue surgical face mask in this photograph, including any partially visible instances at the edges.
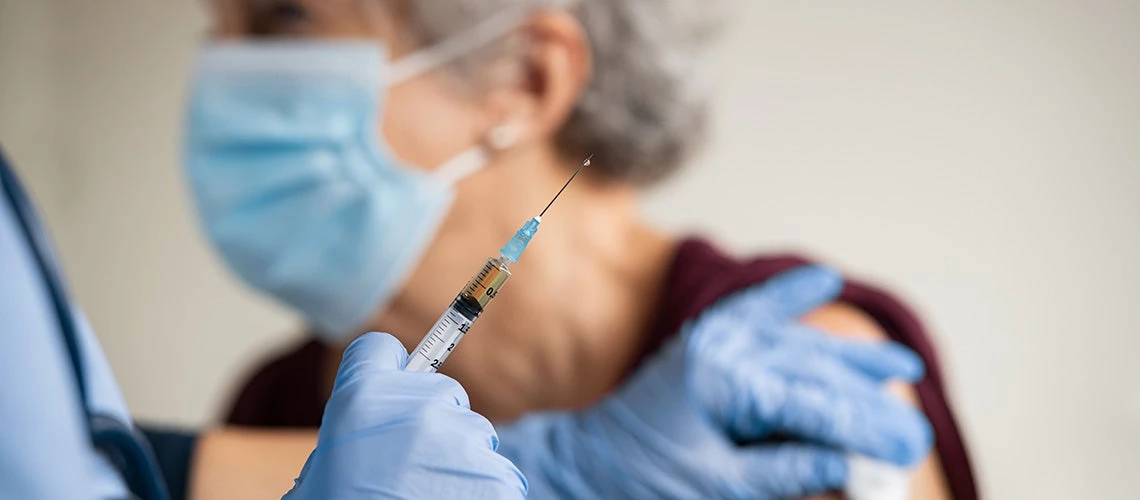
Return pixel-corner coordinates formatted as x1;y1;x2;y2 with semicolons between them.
183;13;527;341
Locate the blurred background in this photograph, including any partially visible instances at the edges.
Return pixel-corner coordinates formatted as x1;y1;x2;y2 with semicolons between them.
1;0;1137;497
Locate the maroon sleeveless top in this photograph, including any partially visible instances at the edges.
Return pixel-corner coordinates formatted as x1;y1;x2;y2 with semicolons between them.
225;238;978;499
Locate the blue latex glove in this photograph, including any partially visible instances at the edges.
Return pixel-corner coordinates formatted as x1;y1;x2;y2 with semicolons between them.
284;332;527;500
496;266;933;499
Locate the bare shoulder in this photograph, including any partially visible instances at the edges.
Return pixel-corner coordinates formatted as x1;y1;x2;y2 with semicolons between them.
802;302;954;500
801;302;887;342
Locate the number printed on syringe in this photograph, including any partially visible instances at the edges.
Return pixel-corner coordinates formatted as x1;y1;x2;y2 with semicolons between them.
409;307;474;372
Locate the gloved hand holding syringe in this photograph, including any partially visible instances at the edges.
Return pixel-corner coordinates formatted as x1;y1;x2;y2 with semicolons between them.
404;155;593;373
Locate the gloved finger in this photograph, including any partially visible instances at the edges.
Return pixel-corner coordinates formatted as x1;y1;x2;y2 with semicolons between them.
723;351;932;466
712;346;888;440
763;360;933;466
421;399;503;451
736;442;847;498
827;337;924;383
783;324;925;383
332;332;408;392
711;265;845;322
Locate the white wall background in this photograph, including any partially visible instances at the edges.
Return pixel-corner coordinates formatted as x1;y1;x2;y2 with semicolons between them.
2;1;1138;498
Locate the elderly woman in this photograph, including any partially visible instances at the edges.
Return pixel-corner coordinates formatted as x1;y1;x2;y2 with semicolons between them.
184;0;978;498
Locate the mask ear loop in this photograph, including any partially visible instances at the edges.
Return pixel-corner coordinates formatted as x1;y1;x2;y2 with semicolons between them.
432;149;489;185
365;0;581;85
432;121;521;185
386;3;551;86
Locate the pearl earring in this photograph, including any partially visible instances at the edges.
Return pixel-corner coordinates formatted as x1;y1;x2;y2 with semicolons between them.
487;122;521;151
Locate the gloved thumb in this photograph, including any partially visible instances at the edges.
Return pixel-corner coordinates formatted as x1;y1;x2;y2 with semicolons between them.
332;332;409;392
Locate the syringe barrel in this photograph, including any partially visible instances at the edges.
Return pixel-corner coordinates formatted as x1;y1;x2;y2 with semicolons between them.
404;257;512;373
404;300;473;373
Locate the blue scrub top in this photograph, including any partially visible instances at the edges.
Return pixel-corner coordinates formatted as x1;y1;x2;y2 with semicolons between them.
0;171;130;498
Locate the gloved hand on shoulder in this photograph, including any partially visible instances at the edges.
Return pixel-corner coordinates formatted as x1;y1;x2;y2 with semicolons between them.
496;265;932;499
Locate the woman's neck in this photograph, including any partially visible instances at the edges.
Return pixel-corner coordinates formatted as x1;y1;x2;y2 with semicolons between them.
366;170;678;421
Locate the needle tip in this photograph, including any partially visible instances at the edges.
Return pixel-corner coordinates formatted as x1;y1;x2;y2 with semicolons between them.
539;155;594;217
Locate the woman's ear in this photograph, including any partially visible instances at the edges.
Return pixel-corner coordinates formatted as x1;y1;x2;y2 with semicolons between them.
482;9;592;147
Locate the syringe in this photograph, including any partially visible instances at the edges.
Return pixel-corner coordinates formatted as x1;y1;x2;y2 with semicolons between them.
404;156;592;373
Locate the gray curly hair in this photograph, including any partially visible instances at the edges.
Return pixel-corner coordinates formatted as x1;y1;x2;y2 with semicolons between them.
388;0;722;186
